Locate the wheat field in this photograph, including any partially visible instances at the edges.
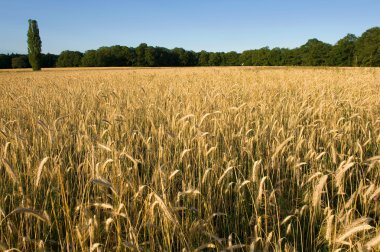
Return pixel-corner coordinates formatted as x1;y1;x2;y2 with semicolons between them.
0;67;379;251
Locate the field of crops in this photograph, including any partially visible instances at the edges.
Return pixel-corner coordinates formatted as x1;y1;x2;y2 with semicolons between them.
0;67;379;251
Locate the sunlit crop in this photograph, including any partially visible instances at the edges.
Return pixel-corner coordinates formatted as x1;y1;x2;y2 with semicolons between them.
0;67;379;251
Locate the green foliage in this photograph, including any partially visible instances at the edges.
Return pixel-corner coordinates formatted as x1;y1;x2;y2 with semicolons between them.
173;48;190;66
268;48;284;66
300;39;332;66
81;50;97;67
80;45;194;67
11;56;29;68
124;47;136;66
236;27;379;67
136;43;148;66
153;47;174;66
57;51;83;67
27;19;42;71
240;50;253;66
1;26;378;69
355;27;380;66
283;49;303;66
41;53;59;68
0;54;12;69
208;52;222;66
95;46;126;67
198;50;209;66
224;51;240;66
252;47;271;66
328;34;357;66
145;46;157;67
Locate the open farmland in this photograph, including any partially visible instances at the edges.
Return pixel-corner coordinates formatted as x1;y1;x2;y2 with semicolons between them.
0;67;379;251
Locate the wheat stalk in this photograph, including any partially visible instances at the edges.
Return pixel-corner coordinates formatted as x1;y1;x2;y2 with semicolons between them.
35;157;49;188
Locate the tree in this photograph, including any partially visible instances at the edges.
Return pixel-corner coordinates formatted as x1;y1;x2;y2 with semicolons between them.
20;26;380;69
328;34;357;66
240;50;253;66
187;51;198;66
268;47;285;66
0;54;12;69
12;56;29;68
252;47;271;66
57;51;83;67
27;19;42;71
81;50;98;67
155;47;175;66
224;51;240;66
173;48;189;66
198;51;209;66
145;46;157;67
283;48;302;66
135;43;148;66
208;52;222;66
124;47;136;66
300;39;332;66
108;45;128;66
355;27;380;66
42;53;59;68
93;47;110;67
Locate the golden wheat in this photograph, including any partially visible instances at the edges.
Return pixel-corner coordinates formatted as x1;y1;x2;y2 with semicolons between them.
0;67;379;251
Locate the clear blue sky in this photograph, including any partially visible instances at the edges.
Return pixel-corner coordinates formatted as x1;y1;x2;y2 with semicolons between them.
0;0;379;54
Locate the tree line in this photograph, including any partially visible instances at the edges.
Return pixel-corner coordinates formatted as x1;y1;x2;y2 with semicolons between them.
1;27;379;69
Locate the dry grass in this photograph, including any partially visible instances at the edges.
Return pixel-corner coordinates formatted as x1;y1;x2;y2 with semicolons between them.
0;66;379;251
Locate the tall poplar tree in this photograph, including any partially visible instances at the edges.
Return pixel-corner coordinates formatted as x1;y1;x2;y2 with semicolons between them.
27;19;42;71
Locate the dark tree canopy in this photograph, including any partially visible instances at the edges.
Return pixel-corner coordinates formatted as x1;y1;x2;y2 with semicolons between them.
27;19;42;71
1;27;380;69
0;54;12;69
42;53;59;68
198;51;209;66
173;48;189;66
355;27;380;66
328;34;357;66
12;56;29;68
300;39;332;66
57;51;83;67
135;43;148;66
224;51;240;66
81;50;97;67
